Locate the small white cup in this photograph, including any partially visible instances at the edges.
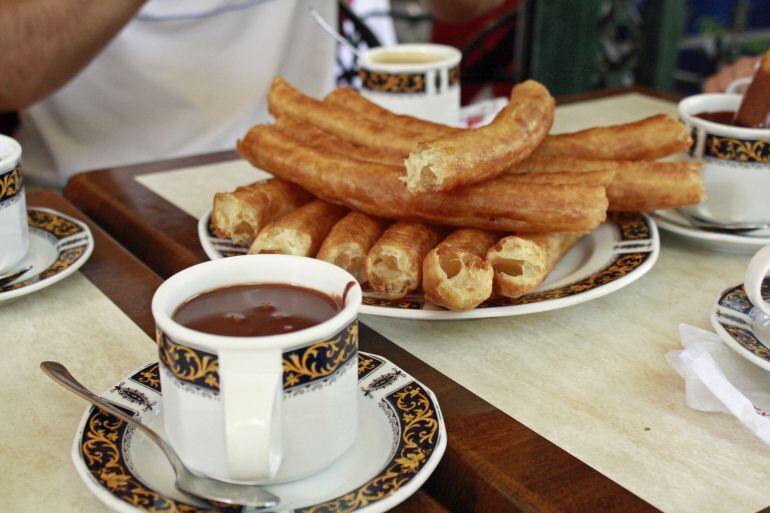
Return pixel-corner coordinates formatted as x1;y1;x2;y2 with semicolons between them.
678;93;770;224
151;255;362;484
0;135;28;274
746;245;770;319
358;43;462;125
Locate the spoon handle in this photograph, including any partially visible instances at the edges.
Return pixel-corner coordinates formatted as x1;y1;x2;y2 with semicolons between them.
40;361;186;474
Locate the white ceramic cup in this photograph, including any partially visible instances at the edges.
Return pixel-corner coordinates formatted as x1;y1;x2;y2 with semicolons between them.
678;93;770;224
0;135;28;274
151;255;362;484
746;244;770;319
358;43;462;125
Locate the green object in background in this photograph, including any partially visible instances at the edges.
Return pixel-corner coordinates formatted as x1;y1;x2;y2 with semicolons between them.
637;0;687;91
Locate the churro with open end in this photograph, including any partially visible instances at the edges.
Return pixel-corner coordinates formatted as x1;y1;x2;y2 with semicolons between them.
486;232;581;297
316;211;389;284
248;199;347;256
422;229;499;311
211;179;312;246
403;80;554;193
366;222;444;299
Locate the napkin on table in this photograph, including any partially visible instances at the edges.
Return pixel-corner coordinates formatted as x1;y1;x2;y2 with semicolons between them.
667;324;770;444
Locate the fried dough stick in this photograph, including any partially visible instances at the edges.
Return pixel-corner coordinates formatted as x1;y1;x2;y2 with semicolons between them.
423;229;499;311
248;199;347;256
268;77;423;156
366;222;444;299
486;233;581;297
323;87;459;140
500;169;616;187
275;115;402;166
211;179;312;246
317;211;389;283
237;125;608;234
403;80;555;193
506;157;704;212
534;115;692;160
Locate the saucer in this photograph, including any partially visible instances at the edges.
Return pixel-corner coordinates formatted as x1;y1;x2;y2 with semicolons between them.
0;208;94;303
652;209;770;255
71;352;446;513
711;277;770;372
199;210;659;320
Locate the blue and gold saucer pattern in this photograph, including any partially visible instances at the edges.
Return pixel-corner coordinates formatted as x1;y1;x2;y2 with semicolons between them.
712;277;770;370
75;353;445;513
0;208;93;299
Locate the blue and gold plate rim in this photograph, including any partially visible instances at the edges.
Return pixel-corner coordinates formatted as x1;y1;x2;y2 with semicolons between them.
199;209;659;320
0;207;94;301
711;277;770;372
71;352;446;513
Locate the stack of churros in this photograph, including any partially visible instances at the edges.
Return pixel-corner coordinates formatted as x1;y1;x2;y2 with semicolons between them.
210;77;704;311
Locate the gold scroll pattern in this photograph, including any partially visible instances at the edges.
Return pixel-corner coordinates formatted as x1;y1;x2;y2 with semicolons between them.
359;69;426;93
0;165;22;203
705;135;770;163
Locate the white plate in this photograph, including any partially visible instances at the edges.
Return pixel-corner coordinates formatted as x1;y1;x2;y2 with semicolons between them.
652;209;770;255
72;352;445;513
0;207;94;302
199;210;659;320
711;277;770;372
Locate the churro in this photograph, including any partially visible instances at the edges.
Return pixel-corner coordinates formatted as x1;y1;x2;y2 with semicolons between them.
237;125;607;233
403;80;554;192
366;222;444;299
316;211;389;283
211;179;312;245
422;229;498;310
248;199;347;256
607;161;704;212
534;115;692;160
486;233;581;297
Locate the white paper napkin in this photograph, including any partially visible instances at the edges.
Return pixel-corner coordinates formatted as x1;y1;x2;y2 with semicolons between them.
667;324;770;444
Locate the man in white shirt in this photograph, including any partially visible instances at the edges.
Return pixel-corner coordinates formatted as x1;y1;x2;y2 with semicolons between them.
0;0;501;185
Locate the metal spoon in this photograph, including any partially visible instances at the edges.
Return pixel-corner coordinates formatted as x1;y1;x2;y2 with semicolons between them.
0;265;32;287
308;6;362;57
40;361;280;510
676;209;770;234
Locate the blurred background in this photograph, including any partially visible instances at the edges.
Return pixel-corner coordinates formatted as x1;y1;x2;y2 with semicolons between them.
340;0;770;103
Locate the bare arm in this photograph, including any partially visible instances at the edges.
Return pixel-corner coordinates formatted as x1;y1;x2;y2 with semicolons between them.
0;0;145;110
421;0;504;23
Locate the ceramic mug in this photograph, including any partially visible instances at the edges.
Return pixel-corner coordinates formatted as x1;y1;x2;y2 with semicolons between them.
746;245;770;319
0;135;28;274
358;43;462;125
151;255;362;484
678;93;770;224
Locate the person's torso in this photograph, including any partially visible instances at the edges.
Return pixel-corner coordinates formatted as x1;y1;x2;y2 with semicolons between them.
19;0;336;183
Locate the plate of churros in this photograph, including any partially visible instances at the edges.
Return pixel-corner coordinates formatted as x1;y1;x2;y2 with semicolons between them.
200;76;705;319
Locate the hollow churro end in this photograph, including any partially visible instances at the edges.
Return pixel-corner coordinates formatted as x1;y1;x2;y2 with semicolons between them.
318;242;367;284
404;149;444;193
423;248;493;311
366;247;419;299
486;239;547;297
248;228;313;256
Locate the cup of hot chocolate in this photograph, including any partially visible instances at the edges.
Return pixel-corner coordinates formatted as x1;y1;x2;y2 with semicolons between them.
151;255;362;484
0;135;28;273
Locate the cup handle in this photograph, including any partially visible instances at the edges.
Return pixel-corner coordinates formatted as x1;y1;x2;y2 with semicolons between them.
726;76;752;95
219;348;283;482
745;245;770;318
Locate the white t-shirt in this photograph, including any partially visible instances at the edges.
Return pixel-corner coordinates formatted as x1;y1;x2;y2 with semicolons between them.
17;0;337;185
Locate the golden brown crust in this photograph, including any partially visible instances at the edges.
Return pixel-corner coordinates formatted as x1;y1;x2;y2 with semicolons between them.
499;169;616;187
268;76;424;157
316;211;389;283
607;161;705;212
422;229;499;311
237;124;608;234
248;199;348;256
275;114;402;166
403;80;555;192
365;222;444;299
534;115;693;161
211;179;312;246
486;232;581;297
323;87;459;140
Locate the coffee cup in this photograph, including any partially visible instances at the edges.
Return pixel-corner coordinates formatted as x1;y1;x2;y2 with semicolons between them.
746;245;770;320
151;255;362;483
358;43;462;125
0;135;28;274
678;93;770;224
